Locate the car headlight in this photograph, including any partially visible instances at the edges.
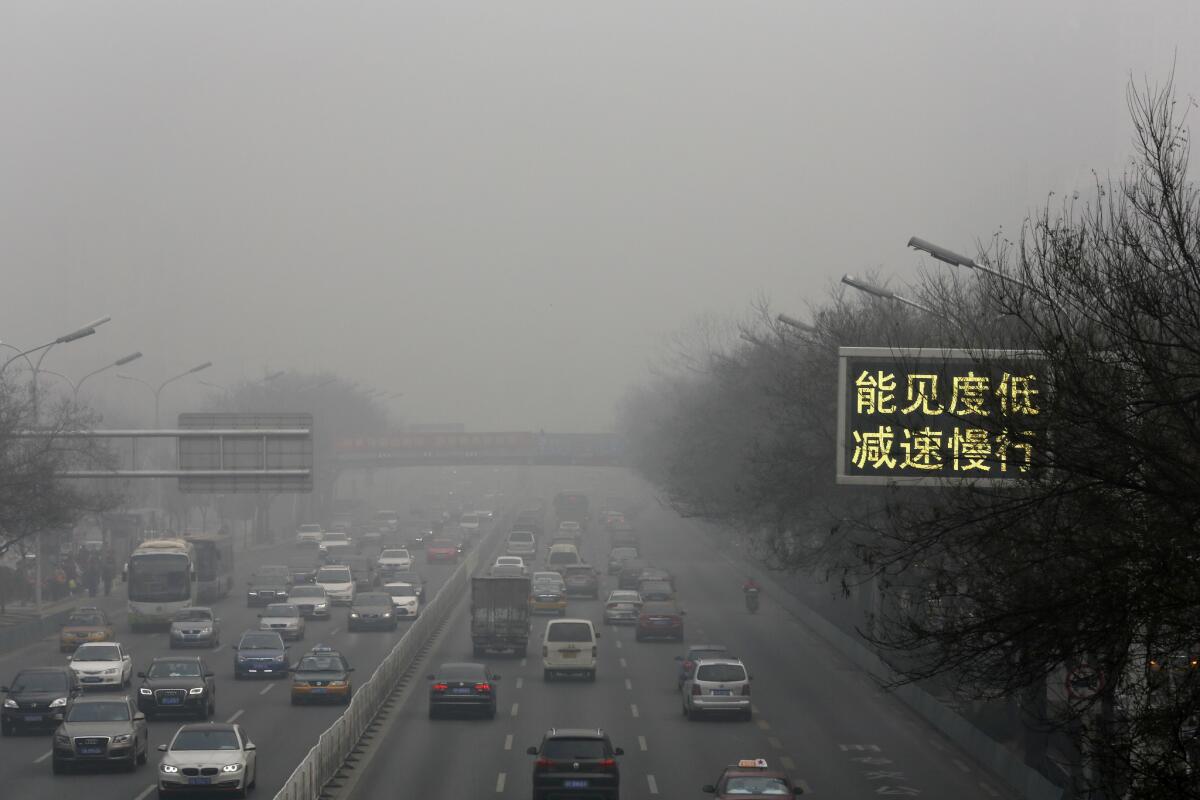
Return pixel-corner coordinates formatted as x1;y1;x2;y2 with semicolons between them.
274;654;287;662
315;603;327;610
55;734;71;746
3;699;17;709
237;655;249;662
189;687;204;695
328;680;347;687
222;763;243;773
161;764;179;774
139;687;153;696
111;733;131;744
382;612;392;617
350;612;359;618
49;696;67;708
103;668;119;675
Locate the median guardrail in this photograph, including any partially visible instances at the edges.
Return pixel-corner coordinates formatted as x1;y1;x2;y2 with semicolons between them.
273;515;507;800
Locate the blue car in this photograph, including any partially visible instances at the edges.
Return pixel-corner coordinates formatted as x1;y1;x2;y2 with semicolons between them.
233;630;289;679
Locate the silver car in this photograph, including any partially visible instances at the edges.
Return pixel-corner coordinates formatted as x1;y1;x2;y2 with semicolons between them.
157;722;257;797
257;603;306;641
52;694;149;773
169;607;220;649
682;659;753;721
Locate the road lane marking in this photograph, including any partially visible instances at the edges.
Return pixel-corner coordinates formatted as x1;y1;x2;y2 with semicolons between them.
631;703;639;718
768;736;783;749
504;734;513;751
511;703;519;717
226;709;244;723
780;756;796;771
647;774;659;794
625;678;632;690
212;644;225;653
952;758;971;772
796;778;812;793
615;639;622;649
755;719;771;731
980;782;1000;796
260;683;275;695
521;658;527;667
638;735;647;752
33;750;51;764
752;704;761;714
133;784;156;800
927;738;946;751
516;677;523;689
496;772;506;792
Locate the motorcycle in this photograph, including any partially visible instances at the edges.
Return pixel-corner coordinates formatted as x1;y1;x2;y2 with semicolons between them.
744;587;760;613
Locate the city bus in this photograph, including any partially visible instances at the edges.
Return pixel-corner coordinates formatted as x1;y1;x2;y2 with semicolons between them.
126;538;196;630
185;532;235;603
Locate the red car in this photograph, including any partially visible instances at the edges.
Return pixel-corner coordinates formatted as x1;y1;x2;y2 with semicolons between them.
635;600;685;642
426;538;459;564
702;759;803;797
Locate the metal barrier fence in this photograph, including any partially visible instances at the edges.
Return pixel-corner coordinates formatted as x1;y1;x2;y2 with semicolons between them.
272;521;499;800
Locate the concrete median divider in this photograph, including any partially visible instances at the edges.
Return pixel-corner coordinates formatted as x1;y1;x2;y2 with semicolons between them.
273;515;509;800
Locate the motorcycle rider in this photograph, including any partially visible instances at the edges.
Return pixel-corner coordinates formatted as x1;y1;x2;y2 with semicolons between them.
742;578;760;594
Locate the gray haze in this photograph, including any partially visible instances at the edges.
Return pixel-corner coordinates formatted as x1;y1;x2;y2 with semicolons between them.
3;1;1197;431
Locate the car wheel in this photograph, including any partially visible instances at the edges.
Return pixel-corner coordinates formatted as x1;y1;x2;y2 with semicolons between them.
249;764;257;790
588;670;597;682
343;690;352;705
487;705;497;719
543;669;553;681
428;706;438;720
290;695;300;705
138;739;148;764
158;790;173;800
126;751;138;771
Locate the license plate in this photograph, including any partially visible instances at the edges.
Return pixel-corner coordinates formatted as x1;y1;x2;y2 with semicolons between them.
161;697;182;705
564;779;589;789
310;687;326;694
82;676;102;682
79;746;103;755
654;619;670;625
25;715;42;722
712;689;732;696
450;687;472;694
188;777;211;786
561;651;577;659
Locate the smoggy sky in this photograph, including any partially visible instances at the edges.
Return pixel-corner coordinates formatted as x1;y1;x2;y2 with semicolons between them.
2;1;1197;431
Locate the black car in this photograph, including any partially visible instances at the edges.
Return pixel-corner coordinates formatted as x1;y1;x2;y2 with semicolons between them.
1;666;80;735
527;728;623;799
427;662;500;719
617;561;648;591
348;592;397;631
136;656;215;719
246;566;291;607
287;558;319;585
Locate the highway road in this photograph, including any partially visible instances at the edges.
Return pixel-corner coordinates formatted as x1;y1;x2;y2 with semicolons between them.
349;477;1016;799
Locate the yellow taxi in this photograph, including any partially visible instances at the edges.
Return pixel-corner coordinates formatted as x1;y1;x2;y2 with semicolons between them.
290;645;354;705
530;572;568;615
58;607;114;653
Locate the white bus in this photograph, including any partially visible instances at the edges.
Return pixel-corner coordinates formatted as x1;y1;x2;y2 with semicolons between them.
126;538;196;630
185;532;235;603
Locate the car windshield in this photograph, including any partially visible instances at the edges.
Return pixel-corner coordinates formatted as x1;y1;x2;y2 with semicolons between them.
264;604;298;616
173;609;212;622
547;622;593;642
258;566;288;577
299;524;322;532
66;612;105;626
323;533;348;542
380;550;409;559
74;645;120;661
461;515;480;524
549;552;578;565
565;567;593;577
509;532;533;542
239;634;282;649
542;738;607;759
386;584;417;597
356;593;391;606
289;587;323;597
298;655;342;672
316;568;352;582
12;671;67;692
722;777;791;795
437;664;486;681
611;548;638;560
696;663;747;682
172;729;240;751
67;701;129;722
148;660;203;678
640;580;672;594
492;565;524;577
430;539;454;548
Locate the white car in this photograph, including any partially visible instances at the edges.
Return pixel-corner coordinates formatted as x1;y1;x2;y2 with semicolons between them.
382;581;421;619
506;530;537;558
295;523;324;545
157;722;257;796
459;514;482;537
318;531;353;555
314;565;356;605
377;549;413;571
542;618;599;681
258;603;306;641
493;556;526;574
287;585;331;619
69;641;133;688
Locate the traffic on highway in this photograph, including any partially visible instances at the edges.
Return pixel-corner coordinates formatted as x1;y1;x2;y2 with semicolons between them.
1;468;1012;799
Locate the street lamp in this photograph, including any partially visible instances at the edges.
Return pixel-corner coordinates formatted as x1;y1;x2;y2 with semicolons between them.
119;361;212;426
841;274;941;316
74;351;143;400
262;370;286;383
777;313;818;335
907;236;1034;290
0;316;110;377
198;379;228;393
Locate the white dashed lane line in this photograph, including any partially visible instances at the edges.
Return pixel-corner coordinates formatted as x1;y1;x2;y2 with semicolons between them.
796;778;812;794
952;758;971;773
511;703;519;717
496;772;506;792
630;704;639;718
212;644;225;654
755;719;771;731
515;677;523;689
624;678;632;690
133;784;156;800
638;735;647;752
330;628;339;635
647;774;659;795
980;782;1000;796
33;750;51;764
504;734;513;751
780;756;796;771
615;640;622;649
226;709;244;723
259;683;275;695
619;657;627;668
768;737;783;749
928;737;946;752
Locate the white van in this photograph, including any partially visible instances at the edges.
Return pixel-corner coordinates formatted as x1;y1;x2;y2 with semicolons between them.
542;618;599;681
546;543;581;573
506;529;537;558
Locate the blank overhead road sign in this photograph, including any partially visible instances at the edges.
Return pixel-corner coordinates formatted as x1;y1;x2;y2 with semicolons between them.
178;412;313;493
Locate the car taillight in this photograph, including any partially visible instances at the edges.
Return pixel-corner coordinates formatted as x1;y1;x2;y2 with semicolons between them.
432;683;448;692
600;758;616;767
742;683;752;696
535;758;555;769
691;684;701;696
475;683;491;693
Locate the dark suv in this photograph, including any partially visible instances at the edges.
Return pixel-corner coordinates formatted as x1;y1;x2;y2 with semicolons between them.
136;656;215;719
1;666;80;735
527;728;623;799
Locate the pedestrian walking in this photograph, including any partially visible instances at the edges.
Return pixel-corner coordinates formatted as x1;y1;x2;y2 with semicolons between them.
101;559;114;597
